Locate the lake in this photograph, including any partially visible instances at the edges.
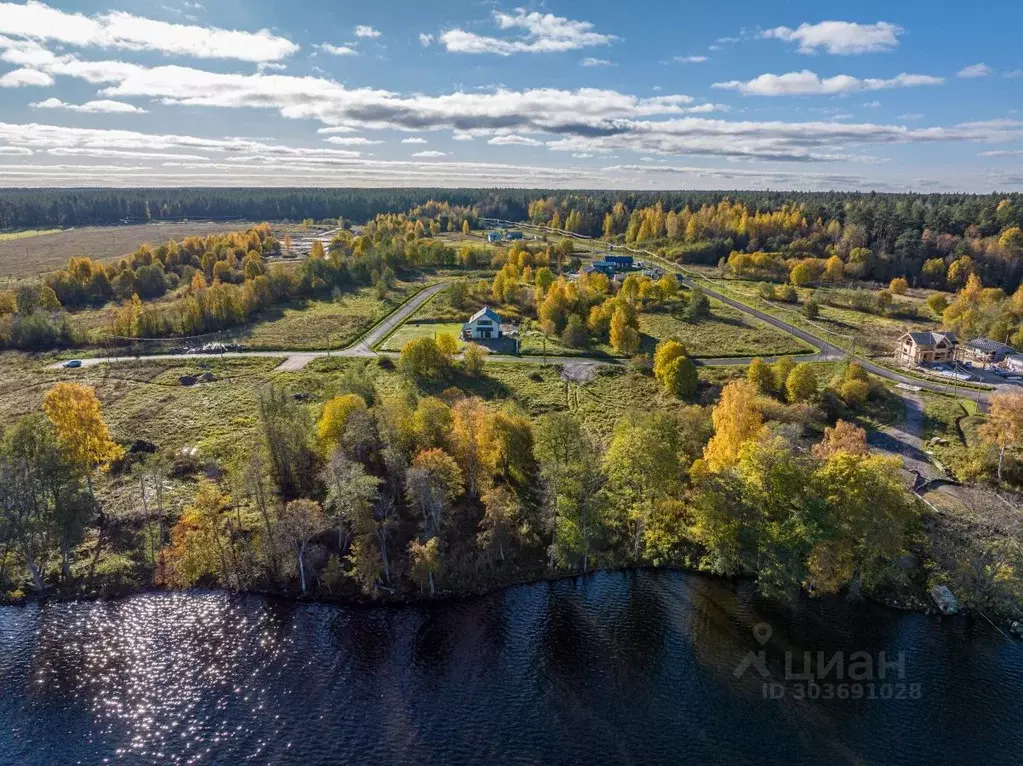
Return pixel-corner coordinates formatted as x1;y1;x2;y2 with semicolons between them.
2;570;1021;764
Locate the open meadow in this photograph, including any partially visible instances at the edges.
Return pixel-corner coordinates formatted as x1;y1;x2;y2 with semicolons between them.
0;221;256;278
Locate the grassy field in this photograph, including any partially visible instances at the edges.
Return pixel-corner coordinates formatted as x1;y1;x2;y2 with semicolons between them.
381;285;813;359
222;282;420;351
379;321;467;352
0;229;62;242
0;353;285;461
0;221;257;278
691;275;939;358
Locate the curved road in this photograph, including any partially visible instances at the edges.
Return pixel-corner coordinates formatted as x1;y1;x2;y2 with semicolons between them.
49;261;1002;403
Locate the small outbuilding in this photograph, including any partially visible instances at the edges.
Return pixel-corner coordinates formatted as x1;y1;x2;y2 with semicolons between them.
958;338;1013;366
463;306;503;340
487;231;503;243
1004;353;1023;373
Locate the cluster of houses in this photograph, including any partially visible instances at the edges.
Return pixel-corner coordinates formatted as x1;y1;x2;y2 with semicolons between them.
897;331;1023;373
486;230;524;243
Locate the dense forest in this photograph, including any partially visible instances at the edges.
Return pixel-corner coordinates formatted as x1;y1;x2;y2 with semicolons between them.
4;188;1023;292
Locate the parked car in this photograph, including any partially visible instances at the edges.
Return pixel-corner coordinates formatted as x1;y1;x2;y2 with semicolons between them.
62;359;82;368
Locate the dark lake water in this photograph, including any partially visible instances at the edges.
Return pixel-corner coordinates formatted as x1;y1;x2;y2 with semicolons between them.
2;570;1022;765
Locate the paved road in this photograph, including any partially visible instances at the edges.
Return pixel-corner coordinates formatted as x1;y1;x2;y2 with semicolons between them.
54;282;450;373
43;245;1007;402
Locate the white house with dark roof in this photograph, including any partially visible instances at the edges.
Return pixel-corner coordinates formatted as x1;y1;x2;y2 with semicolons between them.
463;306;503;340
896;331;958;365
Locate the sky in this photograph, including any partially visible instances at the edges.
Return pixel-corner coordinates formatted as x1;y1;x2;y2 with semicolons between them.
0;0;1022;191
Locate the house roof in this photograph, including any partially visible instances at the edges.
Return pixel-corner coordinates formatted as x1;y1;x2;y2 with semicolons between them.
905;331;957;347
468;306;502;324
964;338;1013;353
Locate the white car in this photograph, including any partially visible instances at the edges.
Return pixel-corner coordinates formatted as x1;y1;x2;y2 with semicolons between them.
62;359;82;368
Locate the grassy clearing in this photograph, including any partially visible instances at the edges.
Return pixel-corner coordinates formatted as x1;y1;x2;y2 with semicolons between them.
385;285;814;360
693;276;937;358
379;321;467;352
0;353;284;462
0;229;62;242
640;300;813;357
0;221;257;278
222;282;419;351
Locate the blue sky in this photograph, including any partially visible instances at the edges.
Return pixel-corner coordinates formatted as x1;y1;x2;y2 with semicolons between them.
0;0;1021;190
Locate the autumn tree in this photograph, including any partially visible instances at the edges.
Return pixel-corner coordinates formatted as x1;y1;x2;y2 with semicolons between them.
785;363;818;403
316;394;368;456
747;358;774;394
408;536;442;596
808;453;916;594
980;391;1023;481
703;380;764;471
399;336;448;379
450;398;499;498
812;420;869;459
276;499;326;594
321;452;381;551
889;277;909;295
823;255;845;283
478;484;521;563
163;481;233;589
603;411;684;560
43;382;123;477
436;332;460;358
405;448;463;537
463;343;488;376
412;396;453;452
609;304;640;355
259;386;319;500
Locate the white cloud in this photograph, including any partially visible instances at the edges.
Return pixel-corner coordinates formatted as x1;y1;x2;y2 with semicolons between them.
674;56;707;63
318;43;358;56
400;137;427;144
323;136;382;145
0;1;298;62
411;150;446;157
572;152;593;158
419;33;433;47
0;66;52;86
716;36;740;44
581;57;613;67
31;96;146;113
489;134;543;146
0;145;32;155
316;126;356;134
863;100;881;107
761;21;903;55
1005;69;1023;79
452;132;474;141
441;8;616;55
980;149;1023;157
897;113;923;120
957;63;992;78
713;70;943;96
354;25;380;39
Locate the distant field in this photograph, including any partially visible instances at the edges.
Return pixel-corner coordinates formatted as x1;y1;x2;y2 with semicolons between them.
0;228;62;242
0;221;256;278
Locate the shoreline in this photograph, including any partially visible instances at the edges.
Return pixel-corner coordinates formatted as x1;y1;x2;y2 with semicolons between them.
0;563;972;624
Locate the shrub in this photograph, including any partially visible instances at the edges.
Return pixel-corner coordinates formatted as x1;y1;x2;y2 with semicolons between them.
889;277;909;295
839;378;870;407
785;363;818;403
